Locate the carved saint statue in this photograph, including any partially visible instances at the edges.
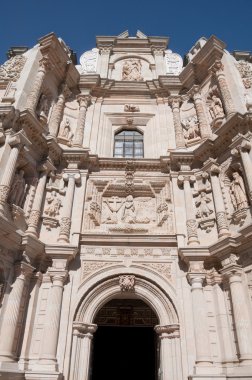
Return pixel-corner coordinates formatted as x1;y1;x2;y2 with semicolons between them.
44;191;62;217
230;171;248;210
182;115;200;141
9;170;26;207
59;118;74;142
122;59;143;81
208;95;224;120
196;191;213;219
37;94;49;120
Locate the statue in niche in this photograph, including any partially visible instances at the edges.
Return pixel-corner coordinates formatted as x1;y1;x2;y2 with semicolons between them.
9;170;27;207
208;94;224;120
104;196;123;224
230;171;248;211
37;94;49;122
122;59;143;81
58;118;74;145
44;191;62;217
121;195;136;223
196;191;213;219
182;115;200;141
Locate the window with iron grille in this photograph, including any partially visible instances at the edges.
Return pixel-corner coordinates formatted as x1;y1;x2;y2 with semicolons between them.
114;130;144;158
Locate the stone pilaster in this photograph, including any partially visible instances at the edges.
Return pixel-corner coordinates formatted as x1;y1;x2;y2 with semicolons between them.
0;132;29;215
0;261;34;362
190;85;212;138
99;47;111;78
152;48;165;76
72;95;91;147
69;322;97;380
39;271;68;370
187;266;212;366
154;324;180;380
211;60;236;117
221;255;252;365
169;97;186;149
178;175;199;245
26;57;51;113
58;172;81;243
48;83;70;138
209;164;229;237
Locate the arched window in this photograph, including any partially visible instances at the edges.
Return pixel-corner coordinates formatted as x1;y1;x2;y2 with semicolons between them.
114;130;144;158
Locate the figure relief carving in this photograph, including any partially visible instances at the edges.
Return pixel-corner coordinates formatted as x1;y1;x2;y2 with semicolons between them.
57;118;74;146
119;275;135;292
206;86;225;128
122;59;143;81
8;169;27;208
44;190;62;217
195;190;215;232
181;115;201;145
236;60;252;89
0;55;26;82
124;104;140;112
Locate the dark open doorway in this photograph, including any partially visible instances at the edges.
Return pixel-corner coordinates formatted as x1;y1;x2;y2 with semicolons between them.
90;299;158;380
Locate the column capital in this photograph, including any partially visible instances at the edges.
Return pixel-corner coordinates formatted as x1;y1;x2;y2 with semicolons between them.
62;171;81;185
73;322;97;338
38;56;52;73
15;261;34;280
99;46;112;55
177;174;196;186
206;268;222;286
168;95;182;108
47;269;68;285
220;254;242;278
210;59;224;75
189;84;201;99
77;94;91;108
7;130;31;149
210;164;221;175
38;159;56;174
59;82;71;98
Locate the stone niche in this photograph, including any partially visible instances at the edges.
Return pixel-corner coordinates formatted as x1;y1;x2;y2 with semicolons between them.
82;176;174;234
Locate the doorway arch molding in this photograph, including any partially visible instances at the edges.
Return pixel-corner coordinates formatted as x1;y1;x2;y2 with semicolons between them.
74;264;180;325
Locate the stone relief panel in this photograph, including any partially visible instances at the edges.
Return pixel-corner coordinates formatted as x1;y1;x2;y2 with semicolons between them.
81;246;172;258
0;55;26;82
236;60;252;90
164;50;183;75
79;48;99;74
83;173;174;234
111;58;153;81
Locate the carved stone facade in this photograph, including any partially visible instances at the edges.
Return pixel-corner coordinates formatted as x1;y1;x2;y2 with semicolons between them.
0;31;252;380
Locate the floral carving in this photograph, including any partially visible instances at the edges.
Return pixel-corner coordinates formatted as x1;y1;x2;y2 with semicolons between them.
59;216;71;236
236;60;252;89
0;55;26;82
186;219;198;238
0;185;10;203
119;275;135;292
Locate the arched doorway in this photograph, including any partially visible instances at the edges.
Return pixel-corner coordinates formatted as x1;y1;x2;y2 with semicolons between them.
90;299;159;380
69;272;183;380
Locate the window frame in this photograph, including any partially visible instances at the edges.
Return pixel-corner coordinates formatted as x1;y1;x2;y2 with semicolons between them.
113;129;144;158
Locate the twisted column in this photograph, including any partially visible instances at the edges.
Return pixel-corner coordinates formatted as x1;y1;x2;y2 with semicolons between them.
0;133;27;215
211;60;236;117
26;162;54;237
26;57;51;113
187;270;212;365
154;324;180;380
209;164;229;237
168;97;186;149
48;83;70;138
0;262;33;362
190;85;211;138
221;258;252;365
58;172;81;243
39;271;67;368
70;323;97;380
178;175;199;245
73;95;91;147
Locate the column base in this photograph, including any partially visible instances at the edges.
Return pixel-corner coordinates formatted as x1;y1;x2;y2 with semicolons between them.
0;362;25;380
25;371;62;380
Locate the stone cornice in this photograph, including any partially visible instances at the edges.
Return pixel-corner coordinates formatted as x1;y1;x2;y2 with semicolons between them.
80;233;177;246
180;35;225;89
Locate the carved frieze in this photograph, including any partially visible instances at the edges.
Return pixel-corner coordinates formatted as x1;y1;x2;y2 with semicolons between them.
81;261;116;280
81;246;172;257
236;60;252;89
0;55;26;82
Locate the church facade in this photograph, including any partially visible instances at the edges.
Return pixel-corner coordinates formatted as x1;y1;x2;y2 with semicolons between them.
0;30;252;380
